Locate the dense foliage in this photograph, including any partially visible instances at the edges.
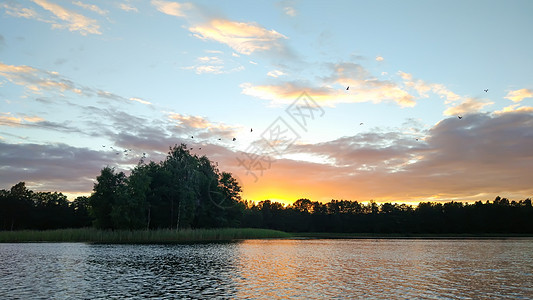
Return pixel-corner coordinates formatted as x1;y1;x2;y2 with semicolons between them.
0;182;91;230
89;144;244;230
1;144;532;233
241;198;533;234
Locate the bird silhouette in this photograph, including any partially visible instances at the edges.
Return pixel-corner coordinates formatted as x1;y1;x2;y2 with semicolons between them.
191;136;194;139
458;116;463;119
360;122;363;125
199;147;202;150
346;86;349;90
232;138;236;141
415;138;419;141
484;89;488;92
250;128;253;132
218;138;221;140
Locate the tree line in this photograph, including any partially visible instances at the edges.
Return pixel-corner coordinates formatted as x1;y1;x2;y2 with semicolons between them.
1;144;532;233
241;197;533;234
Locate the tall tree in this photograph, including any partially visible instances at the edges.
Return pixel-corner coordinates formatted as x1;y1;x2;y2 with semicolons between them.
90;167;126;229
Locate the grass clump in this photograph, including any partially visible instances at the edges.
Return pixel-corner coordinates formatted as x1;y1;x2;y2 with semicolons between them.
0;228;292;244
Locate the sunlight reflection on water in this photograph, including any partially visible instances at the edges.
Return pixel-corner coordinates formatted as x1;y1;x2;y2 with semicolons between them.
0;239;532;299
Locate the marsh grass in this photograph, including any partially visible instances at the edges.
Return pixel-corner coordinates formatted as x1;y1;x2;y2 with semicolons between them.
0;228;292;244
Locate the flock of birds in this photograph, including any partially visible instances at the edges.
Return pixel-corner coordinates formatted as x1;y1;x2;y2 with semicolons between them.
346;86;490;141
105;88;489;160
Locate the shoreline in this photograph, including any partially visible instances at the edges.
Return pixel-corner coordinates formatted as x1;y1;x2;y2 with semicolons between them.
291;232;533;240
0;228;291;244
2;228;532;244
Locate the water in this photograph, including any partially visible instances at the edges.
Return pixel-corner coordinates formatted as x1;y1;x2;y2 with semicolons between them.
1;239;532;299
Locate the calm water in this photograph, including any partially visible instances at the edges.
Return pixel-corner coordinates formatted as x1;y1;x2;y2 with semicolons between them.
1;239;532;299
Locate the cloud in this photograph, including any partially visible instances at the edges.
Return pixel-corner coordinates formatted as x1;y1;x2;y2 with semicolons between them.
267;70;286;78
0;62;147;105
32;0;101;35
398;71;461;103
443;97;493;116
183;55;244;74
243;112;533;202
189;19;288;55
119;3;138;12
72;1;108;16
375;56;384;62
242;63;417;107
151;0;193;17
496;104;533;114
505;88;533;103
129;97;152;105
283;6;296;17
0;113;44;127
277;0;297;17
0;141;114;193
1;2;39;19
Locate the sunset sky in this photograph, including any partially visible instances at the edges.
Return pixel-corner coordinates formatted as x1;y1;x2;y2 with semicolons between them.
1;0;532;204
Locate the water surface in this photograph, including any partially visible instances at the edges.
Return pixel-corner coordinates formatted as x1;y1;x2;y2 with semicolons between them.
1;239;532;299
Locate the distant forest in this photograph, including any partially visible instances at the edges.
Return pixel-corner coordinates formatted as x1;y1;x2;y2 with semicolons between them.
1;144;532;234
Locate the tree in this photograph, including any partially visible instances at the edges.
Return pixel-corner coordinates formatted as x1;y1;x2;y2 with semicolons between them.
0;182;34;230
90;167;126;229
111;165;151;229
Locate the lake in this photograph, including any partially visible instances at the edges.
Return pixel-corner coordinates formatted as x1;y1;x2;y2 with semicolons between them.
1;239;532;299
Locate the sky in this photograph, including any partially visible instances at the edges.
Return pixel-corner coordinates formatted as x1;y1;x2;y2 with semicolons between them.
1;0;532;205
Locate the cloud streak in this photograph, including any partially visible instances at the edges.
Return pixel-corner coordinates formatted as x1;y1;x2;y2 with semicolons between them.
32;0;101;35
0;62;151;105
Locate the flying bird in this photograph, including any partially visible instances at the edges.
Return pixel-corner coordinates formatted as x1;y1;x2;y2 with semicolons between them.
251;128;253;132
484;89;488;92
191;136;194;139
199;147;202;150
360;122;364;125
458;116;463;119
232;138;236;141
218;138;222;140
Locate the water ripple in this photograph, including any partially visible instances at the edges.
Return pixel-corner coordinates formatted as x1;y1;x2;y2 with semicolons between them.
1;239;532;299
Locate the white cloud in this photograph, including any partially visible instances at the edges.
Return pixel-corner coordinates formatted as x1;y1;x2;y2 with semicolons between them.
72;1;108;16
119;3;138;12
267;70;286;78
284;6;296;17
151;0;193;17
189;19;288;55
129;97;152;105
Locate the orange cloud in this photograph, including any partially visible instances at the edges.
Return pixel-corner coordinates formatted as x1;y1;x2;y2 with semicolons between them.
505;88;533;103
443;97;493;116
0;113;44;127
398;71;461;103
240;80;415;107
229;112;533;204
32;0;101;35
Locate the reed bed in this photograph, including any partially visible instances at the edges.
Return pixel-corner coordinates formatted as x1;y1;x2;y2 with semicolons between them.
0;228;292;244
